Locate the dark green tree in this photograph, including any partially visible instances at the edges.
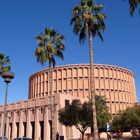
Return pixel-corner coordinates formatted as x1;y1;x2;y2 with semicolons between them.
97;110;111;130
58;95;111;140
70;1;107;139
135;106;140;116
122;107;140;128
34;27;65;140
112;107;140;130
58;100;92;140
112;110;124;130
0;52;11;75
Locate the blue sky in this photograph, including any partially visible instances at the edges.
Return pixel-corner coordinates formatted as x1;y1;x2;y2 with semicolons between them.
0;0;140;105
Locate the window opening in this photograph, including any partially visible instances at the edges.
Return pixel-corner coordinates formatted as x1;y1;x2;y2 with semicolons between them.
32;109;34;114
41;107;43;114
65;100;69;106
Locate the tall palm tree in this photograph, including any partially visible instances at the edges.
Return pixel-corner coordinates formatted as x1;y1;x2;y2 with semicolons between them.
34;27;65;140
0;52;11;75
70;0;107;139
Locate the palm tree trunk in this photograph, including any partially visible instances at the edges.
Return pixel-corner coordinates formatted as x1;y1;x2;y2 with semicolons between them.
88;24;99;140
49;52;55;140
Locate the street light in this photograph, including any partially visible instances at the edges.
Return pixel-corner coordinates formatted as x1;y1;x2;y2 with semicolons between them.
8;116;11;140
2;72;14;140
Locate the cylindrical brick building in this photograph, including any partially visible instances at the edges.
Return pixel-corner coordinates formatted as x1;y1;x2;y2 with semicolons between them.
29;64;137;115
0;64;137;140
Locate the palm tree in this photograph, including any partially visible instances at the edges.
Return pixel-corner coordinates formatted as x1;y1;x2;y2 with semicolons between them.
70;0;107;139
123;0;140;16
0;52;11;75
34;27;65;140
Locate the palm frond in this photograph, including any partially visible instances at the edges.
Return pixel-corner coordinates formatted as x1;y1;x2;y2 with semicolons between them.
96;13;106;21
79;22;88;44
51;55;56;68
81;0;87;6
56;35;65;44
70;17;77;26
97;30;103;42
40;51;48;64
89;15;98;23
56;44;65;51
55;50;64;61
73;22;82;35
45;27;50;35
123;0;140;16
50;28;57;37
92;4;104;13
87;0;94;7
129;0;139;16
98;21;106;32
51;47;57;55
34;47;48;65
91;23;98;37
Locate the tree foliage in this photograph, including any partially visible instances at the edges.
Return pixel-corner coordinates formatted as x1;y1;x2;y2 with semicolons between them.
58;95;111;140
34;27;65;67
97;110;111;130
112;106;140;130
70;0;107;44
123;0;140;16
0;52;11;75
58;99;91;140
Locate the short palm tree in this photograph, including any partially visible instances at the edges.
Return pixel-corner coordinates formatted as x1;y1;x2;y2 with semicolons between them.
70;0;107;139
0;52;11;75
34;27;65;140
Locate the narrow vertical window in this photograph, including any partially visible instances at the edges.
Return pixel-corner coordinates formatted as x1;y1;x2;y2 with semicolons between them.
65;100;69;106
